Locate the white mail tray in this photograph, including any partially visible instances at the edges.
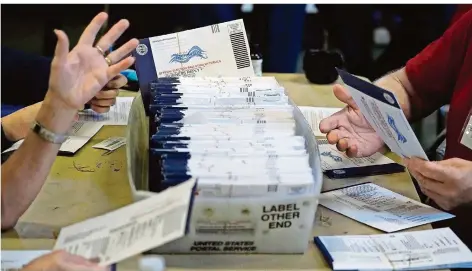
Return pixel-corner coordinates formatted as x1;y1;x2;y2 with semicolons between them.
126;93;323;254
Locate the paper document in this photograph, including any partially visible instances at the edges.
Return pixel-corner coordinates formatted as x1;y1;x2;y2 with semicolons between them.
337;69;428;160
2;122;103;155
133;19;254;83
319;182;454;232
54;178;196;266
317;139;404;178
93;137;126;151
314;228;472;270
1;250;50;270
79;97;134;126
298;106;342;136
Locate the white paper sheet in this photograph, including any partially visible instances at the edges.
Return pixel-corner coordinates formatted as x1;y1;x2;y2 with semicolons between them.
1;250;50;270
93;137;126;151
298;106;342;137
53;178;196;266
316;228;472;270
2;122;103;154
78;97;134;126
319;183;454;232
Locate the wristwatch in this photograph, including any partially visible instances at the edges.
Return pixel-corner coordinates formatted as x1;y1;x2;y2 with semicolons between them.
31;121;68;144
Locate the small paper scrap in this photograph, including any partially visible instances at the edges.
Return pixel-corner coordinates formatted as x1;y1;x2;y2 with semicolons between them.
93;137;126;151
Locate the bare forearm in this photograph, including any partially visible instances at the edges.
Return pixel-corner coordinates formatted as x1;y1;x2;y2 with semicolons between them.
2;102;43;142
1;95;76;230
374;68;415;121
1;131;61;229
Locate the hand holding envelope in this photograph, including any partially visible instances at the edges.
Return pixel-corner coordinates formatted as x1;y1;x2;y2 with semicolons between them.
404;157;472;211
319;84;386;157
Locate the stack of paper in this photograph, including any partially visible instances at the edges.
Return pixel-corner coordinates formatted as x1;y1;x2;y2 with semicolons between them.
319;182;454;232
148;76;316;196
315;228;472;270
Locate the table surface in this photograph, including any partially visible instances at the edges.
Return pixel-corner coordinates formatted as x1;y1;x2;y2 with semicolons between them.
2;73;431;271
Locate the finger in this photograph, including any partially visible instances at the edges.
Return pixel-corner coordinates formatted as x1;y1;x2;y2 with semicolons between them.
78;12;108;46
326;129;350;144
95;89;119;99
414;171;444;194
53;29;70;66
336;138;349;152
91;105;112;113
345;144;359;158
91;98;116;107
319;108;345;133
333;84;359;110
95;19;131;52
408;158;449;181
106;74;127;89
107;56;135;81
105;38;139;66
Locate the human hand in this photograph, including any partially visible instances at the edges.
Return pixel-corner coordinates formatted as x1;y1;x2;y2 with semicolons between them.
319;84;385;157
404;157;472;210
47;12;137;111
88;74;127;113
36;12;138;133
22;250;107;271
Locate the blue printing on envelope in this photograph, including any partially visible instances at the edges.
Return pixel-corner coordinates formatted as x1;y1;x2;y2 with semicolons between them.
170;46;208;64
320;151;343;162
387;115;407;143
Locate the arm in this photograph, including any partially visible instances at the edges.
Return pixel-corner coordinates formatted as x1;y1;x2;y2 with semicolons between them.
1;95;75;230
1;102;43;143
373;11;472;122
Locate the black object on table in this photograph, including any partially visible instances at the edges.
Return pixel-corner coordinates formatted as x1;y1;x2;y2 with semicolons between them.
303;49;345;85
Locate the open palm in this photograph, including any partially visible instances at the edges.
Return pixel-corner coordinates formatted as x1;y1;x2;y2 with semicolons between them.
319;84;385;157
48;12;138;110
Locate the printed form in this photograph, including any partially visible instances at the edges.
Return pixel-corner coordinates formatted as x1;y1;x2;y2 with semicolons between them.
53;178;196;266
315;228;472;270
79;97;134;126
2;121;103;154
319;183;454;232
298;106;343;137
318;141;397;170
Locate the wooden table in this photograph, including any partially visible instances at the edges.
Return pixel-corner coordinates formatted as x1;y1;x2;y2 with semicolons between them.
1;73;430;271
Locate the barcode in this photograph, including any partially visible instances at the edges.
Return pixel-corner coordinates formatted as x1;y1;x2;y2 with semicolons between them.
88;236;110;257
268;184;278;192
162;206;187;236
105;138;123;148
230;32;251;69
211;24;220;33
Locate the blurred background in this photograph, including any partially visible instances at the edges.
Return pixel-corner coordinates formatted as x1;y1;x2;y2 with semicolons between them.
1;3;468;149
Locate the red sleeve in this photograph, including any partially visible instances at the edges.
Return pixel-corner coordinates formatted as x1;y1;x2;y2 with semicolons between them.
450;5;472;26
405;10;472;117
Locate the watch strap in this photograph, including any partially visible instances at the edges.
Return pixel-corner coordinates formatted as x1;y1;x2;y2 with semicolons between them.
31;121;68;144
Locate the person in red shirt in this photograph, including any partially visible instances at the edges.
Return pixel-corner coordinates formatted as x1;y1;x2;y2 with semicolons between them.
320;10;472;248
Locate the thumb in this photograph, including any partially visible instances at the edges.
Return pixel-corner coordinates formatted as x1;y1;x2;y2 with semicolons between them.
333;84;359;110
53;29;70;65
